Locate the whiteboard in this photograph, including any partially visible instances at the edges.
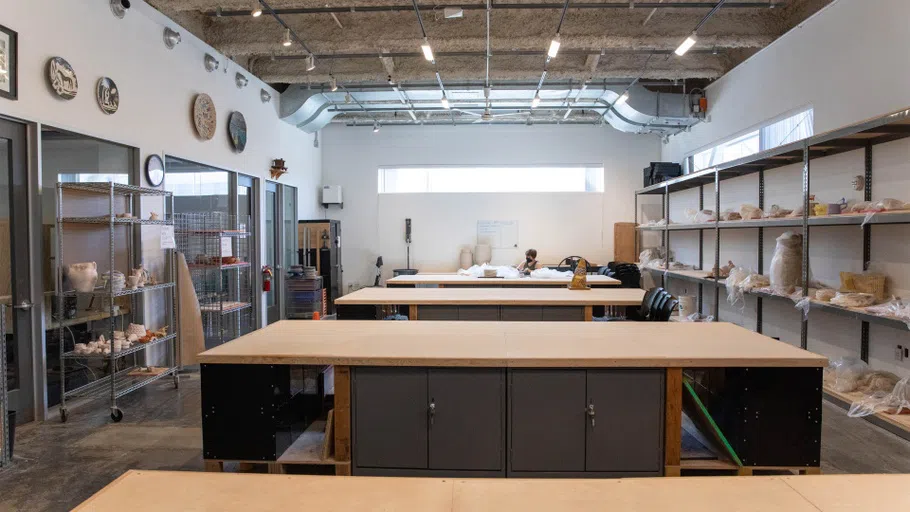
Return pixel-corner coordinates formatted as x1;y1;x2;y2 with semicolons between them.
477;220;519;249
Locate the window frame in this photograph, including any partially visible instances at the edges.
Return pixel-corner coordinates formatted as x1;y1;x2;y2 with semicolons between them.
377;164;606;194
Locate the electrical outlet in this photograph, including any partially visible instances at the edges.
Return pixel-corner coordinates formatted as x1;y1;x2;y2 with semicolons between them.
896;345;904;362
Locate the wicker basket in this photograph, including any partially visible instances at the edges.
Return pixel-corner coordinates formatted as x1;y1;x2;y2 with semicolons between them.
839;272;887;301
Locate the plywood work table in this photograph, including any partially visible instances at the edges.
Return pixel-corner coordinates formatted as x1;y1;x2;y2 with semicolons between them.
198;321;826;478
77;471;910;511
386;273;621;287
335;286;645;321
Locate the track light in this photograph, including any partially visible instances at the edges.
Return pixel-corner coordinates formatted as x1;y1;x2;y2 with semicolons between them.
441;95;450;110
330;76;338;92
163;27;181;49
531;92;541;108
306;54;316;71
235;73;249;89
261;89;272;103
282;29;293;47
421;38;435;62
547;34;561;59
204;53;219;72
373;121;380;133
251;1;263;17
615;91;629;106
344;92;352;104
675;33;697;56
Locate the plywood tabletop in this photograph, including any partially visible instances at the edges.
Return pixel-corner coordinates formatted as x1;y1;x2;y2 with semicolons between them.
335;286;644;306
197;320;827;367
386;274;621;285
76;471;910;512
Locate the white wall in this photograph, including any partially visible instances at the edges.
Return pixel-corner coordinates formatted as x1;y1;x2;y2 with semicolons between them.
322;124;660;289
658;0;910;377
3;0;322;328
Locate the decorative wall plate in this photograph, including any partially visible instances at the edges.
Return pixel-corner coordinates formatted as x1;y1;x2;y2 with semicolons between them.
193;93;216;140
96;77;119;114
228;111;247;153
47;57;78;100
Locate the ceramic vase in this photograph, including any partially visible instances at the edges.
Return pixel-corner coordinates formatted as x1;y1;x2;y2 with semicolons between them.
459;249;473;270
65;262;98;292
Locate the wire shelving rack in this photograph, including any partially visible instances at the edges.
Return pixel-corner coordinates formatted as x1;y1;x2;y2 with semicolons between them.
56;182;179;423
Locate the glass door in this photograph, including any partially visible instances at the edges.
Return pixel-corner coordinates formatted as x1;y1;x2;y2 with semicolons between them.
280;184;298;320
1;119;36;427
265;182;279;324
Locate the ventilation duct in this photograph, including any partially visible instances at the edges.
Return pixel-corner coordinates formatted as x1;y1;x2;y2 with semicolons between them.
280;83;702;135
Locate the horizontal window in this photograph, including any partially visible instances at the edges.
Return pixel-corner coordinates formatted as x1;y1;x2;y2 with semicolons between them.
692;107;814;172
378;166;604;194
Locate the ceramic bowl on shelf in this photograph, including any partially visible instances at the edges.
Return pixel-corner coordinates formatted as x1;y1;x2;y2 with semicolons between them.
65;262;98;293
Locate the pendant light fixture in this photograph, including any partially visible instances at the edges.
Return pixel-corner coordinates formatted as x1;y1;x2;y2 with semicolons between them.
547;34;561;59
251;1;263;17
330;76;338;92
282;29;293;47
441;95;450;110
421;38;435;62
306;54;316;71
531;92;541;108
373;121;380;133
674;33;697;56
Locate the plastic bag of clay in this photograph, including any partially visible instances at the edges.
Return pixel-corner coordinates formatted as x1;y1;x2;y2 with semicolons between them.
694;210;716;223
793;296;812;320
740;204;763;220
740;273;770;290
855;371;902;394
870;198;907;212
866;299;910;329
839;272;887;302
769;231;802;293
848;376;910;418
847;201;873;214
815;288;837;302
530;268;573;279
720;209;742;222
682;313;714;322
786;205;804;218
830;292;876;308
725;267;751;306
496;265;521;279
824;357;870;393
765;204;792;218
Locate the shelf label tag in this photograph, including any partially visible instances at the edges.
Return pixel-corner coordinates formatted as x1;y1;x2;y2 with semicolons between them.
160;225;176;249
221;236;233;257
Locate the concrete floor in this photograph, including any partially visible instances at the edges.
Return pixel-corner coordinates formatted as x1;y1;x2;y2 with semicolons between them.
2;374;910;511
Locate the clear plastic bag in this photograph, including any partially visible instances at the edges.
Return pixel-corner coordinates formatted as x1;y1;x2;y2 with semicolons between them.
681;313;714;322
740;204;763;220
871;198;907;212
793;296;811;320
830;292;876;308
457;264;520;279
530;268;573;279
824;356;870;393
769;231;802;293
720;209;742;221
848;376;910;418
686;208;716;223
847;201;873;213
765;204;792;218
815;288;837;302
725;267;752;306
865;299;910;330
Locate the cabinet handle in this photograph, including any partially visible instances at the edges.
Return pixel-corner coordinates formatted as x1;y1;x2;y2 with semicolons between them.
428;400;436;426
587;402;596;428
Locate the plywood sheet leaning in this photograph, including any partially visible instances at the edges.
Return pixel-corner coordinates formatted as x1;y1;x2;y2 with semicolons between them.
176;252;205;366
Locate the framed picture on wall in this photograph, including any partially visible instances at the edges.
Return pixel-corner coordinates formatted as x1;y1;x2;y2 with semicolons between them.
0;24;18;100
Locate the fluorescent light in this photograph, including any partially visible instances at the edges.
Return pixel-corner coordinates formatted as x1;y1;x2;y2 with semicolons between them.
531;92;541;108
675;33;697;56
547;34;561;59
373;121;380;133
251;1;262;17
441;96;450;109
615;91;629;106
421;40;435;62
306;54;316;71
330;76;338;92
282;28;292;47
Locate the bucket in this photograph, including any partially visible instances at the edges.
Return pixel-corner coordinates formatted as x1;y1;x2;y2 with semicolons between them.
678;296;697;318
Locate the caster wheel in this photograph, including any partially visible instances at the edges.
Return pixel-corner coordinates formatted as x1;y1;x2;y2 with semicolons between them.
111;408;123;422
60;409;68;423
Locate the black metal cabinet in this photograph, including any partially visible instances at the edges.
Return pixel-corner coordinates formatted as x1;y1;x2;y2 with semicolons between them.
352;367;505;476
509;369;664;477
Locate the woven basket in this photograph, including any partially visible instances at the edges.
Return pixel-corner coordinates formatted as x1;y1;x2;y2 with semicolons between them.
839;272;887;301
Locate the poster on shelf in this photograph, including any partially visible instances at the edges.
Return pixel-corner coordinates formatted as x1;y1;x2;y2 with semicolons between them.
220;236;233;257
160;225;175;249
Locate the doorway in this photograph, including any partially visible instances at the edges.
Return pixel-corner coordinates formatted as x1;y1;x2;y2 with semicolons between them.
265;182;298;325
1;118;36;425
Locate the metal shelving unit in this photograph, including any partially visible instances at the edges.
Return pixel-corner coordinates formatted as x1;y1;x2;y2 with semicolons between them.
175;213;253;346
635;107;910;440
56;182;179;423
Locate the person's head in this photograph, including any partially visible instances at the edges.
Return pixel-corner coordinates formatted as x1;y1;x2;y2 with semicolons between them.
525;249;537;262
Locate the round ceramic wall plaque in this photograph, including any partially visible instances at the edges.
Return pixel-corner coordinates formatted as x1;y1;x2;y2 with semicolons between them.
47;57;78;100
193;93;216;140
228;111;247;153
96;77;119;114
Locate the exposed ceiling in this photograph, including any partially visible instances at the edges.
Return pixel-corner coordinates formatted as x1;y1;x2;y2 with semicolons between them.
148;0;833;128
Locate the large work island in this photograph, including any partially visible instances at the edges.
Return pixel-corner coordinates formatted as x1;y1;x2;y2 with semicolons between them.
386;273;621;287
197;321;826;478
335;287;645;321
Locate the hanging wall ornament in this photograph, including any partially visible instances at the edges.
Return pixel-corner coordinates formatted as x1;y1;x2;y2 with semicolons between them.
96;77;119;114
47;57;78;100
228;111;247;153
193;93;216;140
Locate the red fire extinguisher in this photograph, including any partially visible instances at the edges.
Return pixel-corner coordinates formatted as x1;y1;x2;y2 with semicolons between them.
262;266;274;292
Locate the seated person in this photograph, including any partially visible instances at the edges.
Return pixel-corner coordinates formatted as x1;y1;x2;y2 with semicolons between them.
517;249;539;274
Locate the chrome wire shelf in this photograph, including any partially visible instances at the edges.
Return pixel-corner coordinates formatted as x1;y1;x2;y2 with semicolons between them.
65;366;179;401
61;282;176;298
188;262;252;271
200;302;253;315
58;182;171;196
61;333;177;360
59;215;174;226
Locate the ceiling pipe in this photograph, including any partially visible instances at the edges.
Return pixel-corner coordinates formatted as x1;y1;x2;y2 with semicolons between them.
206;2;783;16
271;48;723;61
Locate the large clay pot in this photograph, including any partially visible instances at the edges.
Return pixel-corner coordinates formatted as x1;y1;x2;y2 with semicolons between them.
65;262;98;293
474;244;492;265
459;249;473;270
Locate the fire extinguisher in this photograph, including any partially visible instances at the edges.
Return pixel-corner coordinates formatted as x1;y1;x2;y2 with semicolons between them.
262;266;274;292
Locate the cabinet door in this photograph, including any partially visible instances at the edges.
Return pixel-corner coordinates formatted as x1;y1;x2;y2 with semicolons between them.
428;369;504;471
509;370;586;472
585;369;664;472
353;367;428;469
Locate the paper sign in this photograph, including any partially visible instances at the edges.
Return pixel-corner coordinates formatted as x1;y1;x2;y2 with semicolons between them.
477;220;519;249
220;236;233;257
160;225;176;249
